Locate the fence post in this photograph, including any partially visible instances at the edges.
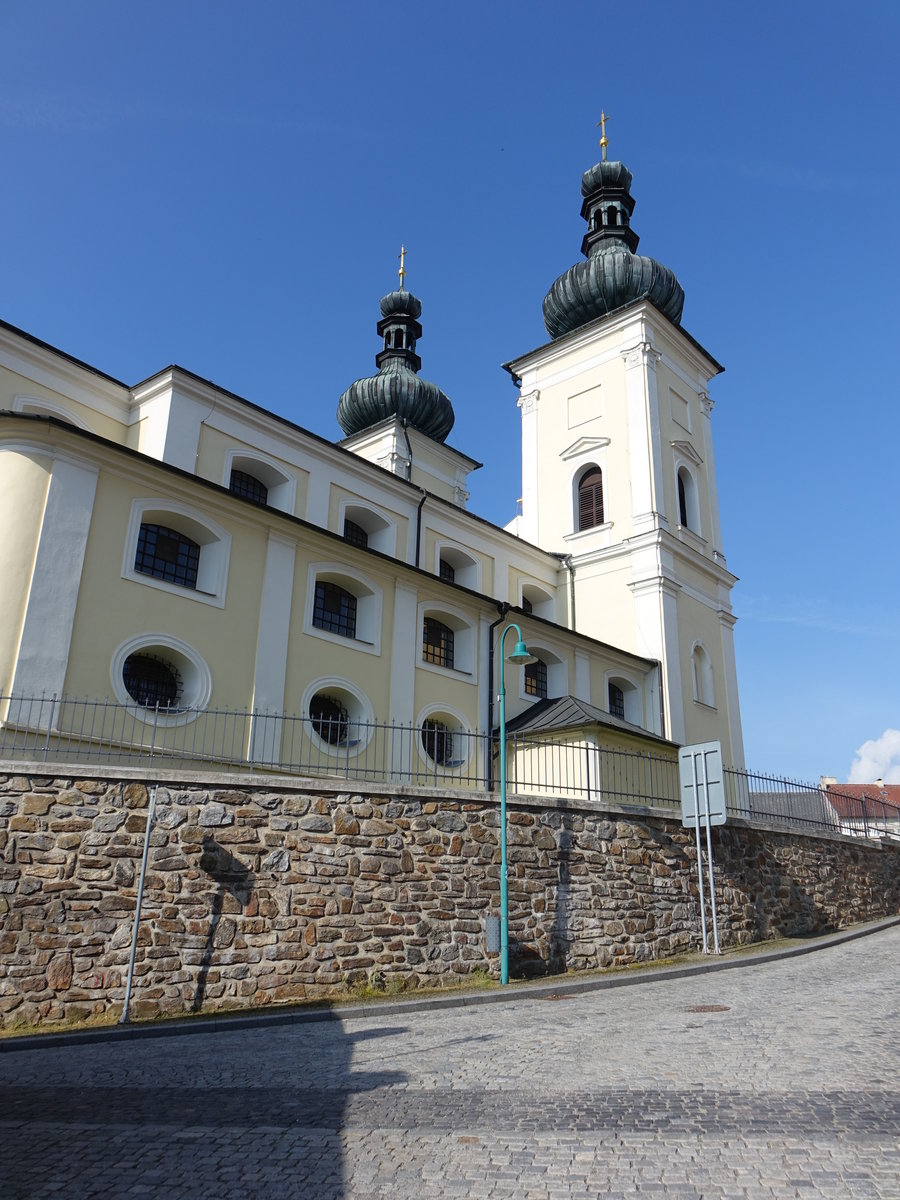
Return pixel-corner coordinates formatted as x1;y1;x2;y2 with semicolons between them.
42;693;57;762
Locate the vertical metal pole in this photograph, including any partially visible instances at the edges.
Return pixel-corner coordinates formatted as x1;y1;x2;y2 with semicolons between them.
119;703;160;1024
43;693;57;762
690;752;709;953
498;628;510;986
699;750;721;955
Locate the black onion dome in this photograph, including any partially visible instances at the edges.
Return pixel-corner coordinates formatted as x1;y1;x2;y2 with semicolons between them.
337;289;455;442
379;289;422;319
542;157;684;339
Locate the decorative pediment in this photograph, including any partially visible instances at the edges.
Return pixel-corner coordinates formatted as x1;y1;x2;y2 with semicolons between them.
670;439;703;466
560;436;611;462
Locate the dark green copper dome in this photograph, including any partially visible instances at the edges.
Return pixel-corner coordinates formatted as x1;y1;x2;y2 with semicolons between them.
542;157;684;339
337;288;454;442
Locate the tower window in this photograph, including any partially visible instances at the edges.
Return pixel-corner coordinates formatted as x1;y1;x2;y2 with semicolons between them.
134;523;200;589
422;617;454;669
678;472;688;527
439;558;456;584
122;653;181;710
577;467;605;531
313;581;357;639
229;468;268;506
609;682;625;720
524;658;547;699
343;518;369;549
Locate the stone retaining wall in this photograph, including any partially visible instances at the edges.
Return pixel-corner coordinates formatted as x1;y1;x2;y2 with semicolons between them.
2;764;898;1027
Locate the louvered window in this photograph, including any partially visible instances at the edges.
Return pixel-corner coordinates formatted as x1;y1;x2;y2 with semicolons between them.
578;468;604;531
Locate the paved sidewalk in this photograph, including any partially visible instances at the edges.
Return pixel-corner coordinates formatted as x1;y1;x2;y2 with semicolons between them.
2;921;899;1198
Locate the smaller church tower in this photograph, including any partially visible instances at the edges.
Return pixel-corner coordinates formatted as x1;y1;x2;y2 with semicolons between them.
338;251;479;508
507;127;744;764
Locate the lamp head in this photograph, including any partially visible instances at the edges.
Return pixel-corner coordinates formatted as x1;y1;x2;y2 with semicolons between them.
506;640;538;666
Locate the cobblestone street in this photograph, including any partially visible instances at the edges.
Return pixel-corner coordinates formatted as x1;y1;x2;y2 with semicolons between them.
2;926;899;1199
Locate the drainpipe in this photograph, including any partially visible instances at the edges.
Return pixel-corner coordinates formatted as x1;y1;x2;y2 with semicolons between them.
413;489;426;568
487;602;511;790
562;554;576;630
401;418;413;483
654;659;667;741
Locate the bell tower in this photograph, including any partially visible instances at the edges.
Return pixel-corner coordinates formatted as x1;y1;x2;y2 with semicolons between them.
507;129;744;765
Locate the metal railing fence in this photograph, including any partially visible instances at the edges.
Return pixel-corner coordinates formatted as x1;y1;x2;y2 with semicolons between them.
1;694;897;840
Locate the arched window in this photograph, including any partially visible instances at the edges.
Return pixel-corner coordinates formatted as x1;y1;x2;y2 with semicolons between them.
423;617;454;669
524;657;548;699
677;466;700;533
135;523;200;589
607;674;643;725
313;581;357;638
578;467;604;531
692;644;715;706
229;468;268;506
434;543;480;589
343;518;369;548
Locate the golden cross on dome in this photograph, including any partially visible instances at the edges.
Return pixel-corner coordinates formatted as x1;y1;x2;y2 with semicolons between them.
398;244;407;288
597;111;610;161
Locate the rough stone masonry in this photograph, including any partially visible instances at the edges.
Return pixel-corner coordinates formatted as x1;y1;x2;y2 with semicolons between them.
1;764;898;1027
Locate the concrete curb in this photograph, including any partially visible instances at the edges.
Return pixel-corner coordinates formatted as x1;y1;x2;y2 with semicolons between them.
3;915;898;1053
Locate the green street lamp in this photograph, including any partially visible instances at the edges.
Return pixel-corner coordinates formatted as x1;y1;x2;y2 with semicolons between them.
497;622;537;985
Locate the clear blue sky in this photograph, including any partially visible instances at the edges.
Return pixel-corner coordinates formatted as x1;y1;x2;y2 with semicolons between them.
2;1;898;783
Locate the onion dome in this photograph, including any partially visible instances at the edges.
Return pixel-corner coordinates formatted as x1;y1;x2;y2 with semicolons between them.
542;154;684;339
337;286;455;442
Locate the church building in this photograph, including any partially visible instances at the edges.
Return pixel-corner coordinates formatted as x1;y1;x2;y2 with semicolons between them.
0;136;743;779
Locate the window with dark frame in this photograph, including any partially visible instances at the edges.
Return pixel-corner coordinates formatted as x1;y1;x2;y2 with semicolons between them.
134;523;200;589
343;518;369;549
422;616;454;669
229;468;268;506
577;467;604;531
524;657;547;698
678;471;689;527
421;718;452;766
439;558;455;584
309;693;349;745
313;580;358;638
122;653;180;709
521;595;533;614
608;682;625;720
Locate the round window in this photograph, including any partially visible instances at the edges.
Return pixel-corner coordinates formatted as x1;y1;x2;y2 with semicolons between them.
122;653;181;709
309;693;350;745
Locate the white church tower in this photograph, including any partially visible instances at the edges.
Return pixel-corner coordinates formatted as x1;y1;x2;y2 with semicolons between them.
507;125;744;765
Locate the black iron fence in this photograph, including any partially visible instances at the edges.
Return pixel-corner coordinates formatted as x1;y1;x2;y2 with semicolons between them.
1;694;897;840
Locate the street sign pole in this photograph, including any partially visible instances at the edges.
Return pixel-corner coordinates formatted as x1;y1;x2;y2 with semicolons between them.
679;741;726;957
689;751;709;953
699;750;721;955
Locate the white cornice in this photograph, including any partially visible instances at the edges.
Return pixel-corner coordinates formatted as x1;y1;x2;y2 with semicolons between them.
0;324;131;419
560;435;611;461
671;439;704;466
506;300;723;382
